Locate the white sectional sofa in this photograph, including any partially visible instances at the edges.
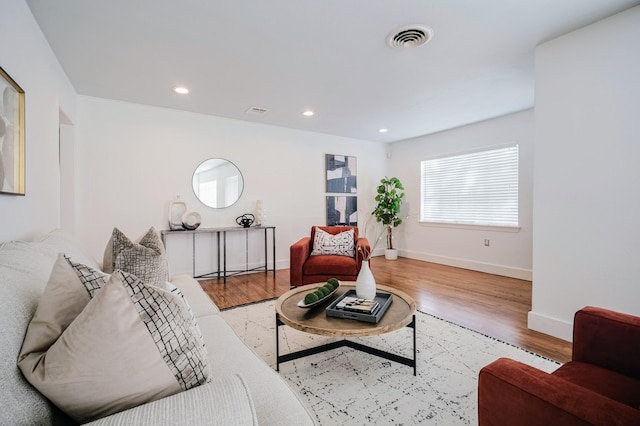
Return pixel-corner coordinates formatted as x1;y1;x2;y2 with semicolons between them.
0;230;315;425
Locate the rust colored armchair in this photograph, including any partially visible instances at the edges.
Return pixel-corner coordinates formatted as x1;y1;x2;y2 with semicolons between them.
289;226;370;287
478;306;640;426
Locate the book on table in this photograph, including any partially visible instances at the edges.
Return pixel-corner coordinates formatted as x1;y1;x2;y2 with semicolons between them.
335;297;380;314
326;290;393;323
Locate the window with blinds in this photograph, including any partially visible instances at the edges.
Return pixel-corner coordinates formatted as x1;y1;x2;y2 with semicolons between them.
420;144;519;227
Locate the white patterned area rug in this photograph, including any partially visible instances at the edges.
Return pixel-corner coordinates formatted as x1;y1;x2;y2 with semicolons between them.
221;300;560;425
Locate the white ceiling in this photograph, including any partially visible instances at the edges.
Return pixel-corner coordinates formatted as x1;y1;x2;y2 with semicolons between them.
26;0;639;143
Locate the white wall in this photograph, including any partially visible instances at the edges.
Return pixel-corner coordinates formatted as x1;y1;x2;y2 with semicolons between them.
530;6;640;340
388;110;535;279
76;97;386;274
0;0;77;242
7;0;636;345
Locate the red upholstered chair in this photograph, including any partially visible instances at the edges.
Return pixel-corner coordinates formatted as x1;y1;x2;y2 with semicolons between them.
478;306;640;426
289;226;370;288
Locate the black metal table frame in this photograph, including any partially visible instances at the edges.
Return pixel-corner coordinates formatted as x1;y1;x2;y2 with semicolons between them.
161;226;276;283
275;314;417;376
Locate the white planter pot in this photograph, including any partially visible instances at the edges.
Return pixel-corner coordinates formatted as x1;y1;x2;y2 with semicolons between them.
384;249;398;260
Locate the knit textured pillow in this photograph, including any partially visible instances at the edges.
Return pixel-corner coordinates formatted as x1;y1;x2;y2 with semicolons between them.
103;227;169;285
311;227;355;257
18;270;211;423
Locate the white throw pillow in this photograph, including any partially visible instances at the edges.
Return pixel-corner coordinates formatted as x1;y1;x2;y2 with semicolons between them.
311;227;355;257
18;269;211;423
18;253;108;358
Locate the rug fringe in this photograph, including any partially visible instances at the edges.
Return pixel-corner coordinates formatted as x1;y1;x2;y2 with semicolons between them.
220;297;278;311
417;309;562;365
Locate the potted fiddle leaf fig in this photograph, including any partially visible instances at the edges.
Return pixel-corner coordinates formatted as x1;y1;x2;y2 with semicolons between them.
372;176;405;260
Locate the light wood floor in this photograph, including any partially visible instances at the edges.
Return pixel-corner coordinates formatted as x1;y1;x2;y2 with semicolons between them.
199;257;572;363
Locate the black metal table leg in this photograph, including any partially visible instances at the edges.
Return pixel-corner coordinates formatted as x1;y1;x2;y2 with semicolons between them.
275;314;417;375
276;314;282;371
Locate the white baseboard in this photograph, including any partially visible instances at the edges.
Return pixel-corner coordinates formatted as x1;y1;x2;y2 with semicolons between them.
399;250;533;281
528;311;573;342
371;248;386;258
181;253;530;282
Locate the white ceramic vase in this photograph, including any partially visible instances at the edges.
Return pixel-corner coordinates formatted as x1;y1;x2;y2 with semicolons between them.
168;196;187;230
255;200;266;226
355;260;376;300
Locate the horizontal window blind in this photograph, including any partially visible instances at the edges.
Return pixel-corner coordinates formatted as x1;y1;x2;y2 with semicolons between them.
420;145;519;227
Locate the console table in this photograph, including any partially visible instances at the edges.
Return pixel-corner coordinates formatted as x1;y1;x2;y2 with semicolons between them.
161;226;276;283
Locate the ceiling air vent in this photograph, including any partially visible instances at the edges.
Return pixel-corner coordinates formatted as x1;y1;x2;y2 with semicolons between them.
387;24;434;49
245;107;269;116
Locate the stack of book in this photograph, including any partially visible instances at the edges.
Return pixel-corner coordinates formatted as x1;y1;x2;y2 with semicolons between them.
326;290;393;323
335;296;381;316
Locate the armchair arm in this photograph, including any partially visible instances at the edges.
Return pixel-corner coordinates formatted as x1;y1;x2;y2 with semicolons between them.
573;306;640;379
478;358;640;426
289;237;311;287
355;237;370;272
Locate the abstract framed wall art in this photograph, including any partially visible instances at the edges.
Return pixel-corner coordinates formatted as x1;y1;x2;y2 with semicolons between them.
0;66;25;195
326;195;357;226
326;154;356;193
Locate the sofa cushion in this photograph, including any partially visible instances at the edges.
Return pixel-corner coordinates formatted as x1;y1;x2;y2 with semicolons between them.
197;314;314;425
311;227;354;257
18;270;211;423
84;375;258;426
171;274;220;316
552;361;640;409
303;253;358;276
0;239;72;426
103;227;169;285
37;229;102;270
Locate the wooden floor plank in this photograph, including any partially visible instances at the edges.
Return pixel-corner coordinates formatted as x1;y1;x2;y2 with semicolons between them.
198;257;572;363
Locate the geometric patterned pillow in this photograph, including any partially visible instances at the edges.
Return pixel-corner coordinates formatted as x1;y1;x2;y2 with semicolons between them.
18;270;211;423
311;227;355;257
164;281;208;356
66;254;106;299
103;227;170;286
118;271;210;391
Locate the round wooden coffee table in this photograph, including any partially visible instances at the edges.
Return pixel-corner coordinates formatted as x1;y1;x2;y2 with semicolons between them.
275;282;417;375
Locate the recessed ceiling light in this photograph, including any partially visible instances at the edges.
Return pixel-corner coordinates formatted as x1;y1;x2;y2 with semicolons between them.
302;110;314;117
379;128;389;133
173;86;189;94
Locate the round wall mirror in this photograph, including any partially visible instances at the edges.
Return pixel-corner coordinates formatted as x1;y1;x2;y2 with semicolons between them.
192;158;244;208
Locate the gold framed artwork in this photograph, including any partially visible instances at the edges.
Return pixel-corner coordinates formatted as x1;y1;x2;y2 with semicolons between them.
0;66;25;195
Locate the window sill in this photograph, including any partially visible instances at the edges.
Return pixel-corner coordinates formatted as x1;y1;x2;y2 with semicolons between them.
418;221;521;233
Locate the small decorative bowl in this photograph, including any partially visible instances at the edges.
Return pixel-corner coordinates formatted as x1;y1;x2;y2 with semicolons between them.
181;212;201;230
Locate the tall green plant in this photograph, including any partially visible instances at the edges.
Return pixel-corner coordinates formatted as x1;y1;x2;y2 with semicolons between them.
372;177;405;250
